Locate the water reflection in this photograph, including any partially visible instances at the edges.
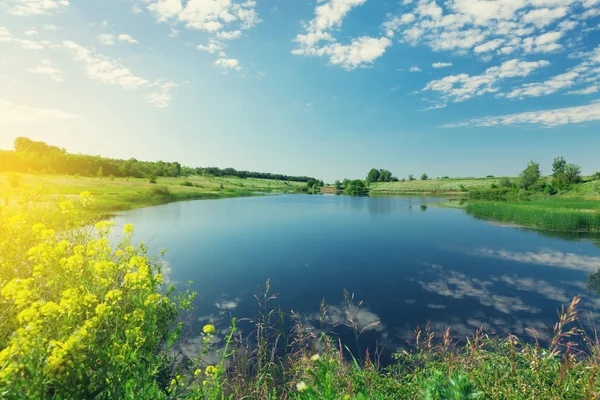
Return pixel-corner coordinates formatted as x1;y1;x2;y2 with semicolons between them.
110;195;600;364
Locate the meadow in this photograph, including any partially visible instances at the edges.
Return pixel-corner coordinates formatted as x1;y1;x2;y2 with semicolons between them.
1;177;600;398
368;177;520;195
0;173;304;213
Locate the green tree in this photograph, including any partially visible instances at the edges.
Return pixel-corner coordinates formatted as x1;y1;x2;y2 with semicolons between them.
520;161;540;191
421;173;429;181
366;168;380;184
343;180;368;196
552;156;566;177
378;169;392;182
97;167;103;179
408;174;415;181
334;180;342;190
564;163;581;184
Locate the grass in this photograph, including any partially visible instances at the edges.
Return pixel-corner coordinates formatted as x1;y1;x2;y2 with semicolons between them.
0;173;305;213
466;198;600;232
369;177;520;195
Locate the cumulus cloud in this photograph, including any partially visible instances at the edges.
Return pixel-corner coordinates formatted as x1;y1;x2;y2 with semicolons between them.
0;27;13;42
567;85;599;94
24;29;38;35
145;0;261;33
432;62;453;68
499;44;600;99
63;41;177;107
197;39;224;54
410;66;421;71
98;33;139;45
423;59;550;103
382;0;596;58
0;98;80;123
145;81;179;108
216;30;242;40
444;101;600;127
118;34;139;44
4;0;69;16
215;57;242;71
26;59;63;82
292;0;391;70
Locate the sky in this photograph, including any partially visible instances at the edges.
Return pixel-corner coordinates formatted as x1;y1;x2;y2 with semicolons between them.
0;0;599;182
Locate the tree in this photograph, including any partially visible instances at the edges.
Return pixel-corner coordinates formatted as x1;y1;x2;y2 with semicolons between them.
344;180;368;196
408;174;415;181
366;168;380;184
520;161;540;191
378;169;392;182
97;167;103;179
564;163;581;184
334;180;342;190
421;173;429;181
500;177;513;188
552;156;566;177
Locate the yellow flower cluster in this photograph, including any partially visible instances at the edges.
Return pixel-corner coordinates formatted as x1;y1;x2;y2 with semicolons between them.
0;188;173;398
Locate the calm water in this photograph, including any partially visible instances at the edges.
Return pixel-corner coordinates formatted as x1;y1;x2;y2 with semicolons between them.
111;195;600;362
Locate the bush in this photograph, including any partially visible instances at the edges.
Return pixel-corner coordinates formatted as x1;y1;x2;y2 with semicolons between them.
0;190;187;398
148;175;157;184
6;173;23;188
148;186;170;196
180;180;194;187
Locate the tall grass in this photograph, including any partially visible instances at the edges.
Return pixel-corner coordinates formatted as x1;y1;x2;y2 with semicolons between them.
466;201;600;232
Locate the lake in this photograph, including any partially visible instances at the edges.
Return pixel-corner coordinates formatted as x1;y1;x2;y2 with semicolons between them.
111;195;600;364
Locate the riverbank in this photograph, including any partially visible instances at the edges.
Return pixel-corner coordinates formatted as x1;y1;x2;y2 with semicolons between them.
368;176;518;195
0;172;304;214
466;198;600;232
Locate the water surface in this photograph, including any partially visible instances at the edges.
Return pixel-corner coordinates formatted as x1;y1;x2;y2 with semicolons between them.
111;195;600;362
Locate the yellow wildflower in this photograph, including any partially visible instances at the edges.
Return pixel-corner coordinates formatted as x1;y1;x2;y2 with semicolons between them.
203;324;216;334
123;223;134;235
296;381;308;392
310;354;320;362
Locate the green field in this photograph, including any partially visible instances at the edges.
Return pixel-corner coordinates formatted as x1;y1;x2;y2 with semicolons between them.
369;177;520;195
0;173;304;213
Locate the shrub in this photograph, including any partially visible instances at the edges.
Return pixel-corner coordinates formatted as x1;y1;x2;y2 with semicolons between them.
180;180;194;187
148;175;157;184
0;190;188;398
148;186;170;196
109;174;115;181
6;173;23;188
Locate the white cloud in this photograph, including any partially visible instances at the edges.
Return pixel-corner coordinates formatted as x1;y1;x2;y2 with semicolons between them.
63;41;150;90
567;85;599;94
383;0;593;58
292;0;390;70
215;57;242;71
145;81;178;108
410;66;421;72
423;59;550;103
432;62;453;68
17;39;45;50
26;59;63;82
24;29;38;35
197;39;223;54
98;33;139;45
474;39;504;53
145;0;261;33
0;98;81;123
62;41;178;108
4;0;69;16
97;34;116;45
43;24;62;31
325;37;391;70
118;34;139;44
0;27;13;42
500;45;600;99
444;101;600;128
470;248;600;273
216;30;242;40
522;7;568;28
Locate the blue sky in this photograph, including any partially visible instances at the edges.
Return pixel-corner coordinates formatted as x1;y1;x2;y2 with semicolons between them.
0;0;599;181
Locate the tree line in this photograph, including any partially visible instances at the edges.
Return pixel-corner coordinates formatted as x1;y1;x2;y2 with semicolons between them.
0;137;316;183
